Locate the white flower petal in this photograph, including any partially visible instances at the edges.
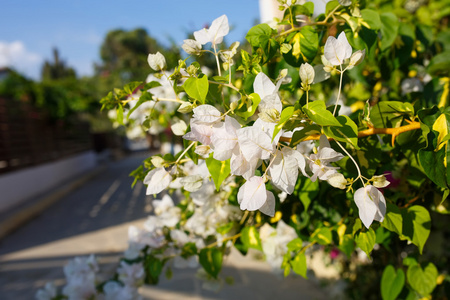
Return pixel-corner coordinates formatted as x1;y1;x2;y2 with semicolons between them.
144;168;172;195
193;104;222;124
180;175;204;192
269;148;299;194
259;191;276;217
147;52;166;71
238;176;268;211
299;63;315;85
237;126;274;161
354;185;384;228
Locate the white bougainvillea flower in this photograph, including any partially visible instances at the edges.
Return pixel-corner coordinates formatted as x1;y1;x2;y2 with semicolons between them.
152;194;175;215
180;175;203;192
211;116;241;161
324;32;352;66
237;176;269;211
269;148;300;194
194;15;229;46
309;135;344;182
230;150;259;180
182;39;202;55
144;167;172;195
254;72;283;114
354;185;387;228
147;52;167;71
237;124;274;162
192;104;222;124
171;119;187;136
299;63;315;85
183;119;214;145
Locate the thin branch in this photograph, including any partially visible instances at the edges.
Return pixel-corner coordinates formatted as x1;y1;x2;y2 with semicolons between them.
279;121;421;146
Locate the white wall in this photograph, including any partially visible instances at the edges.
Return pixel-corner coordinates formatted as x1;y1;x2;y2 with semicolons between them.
0;151;97;212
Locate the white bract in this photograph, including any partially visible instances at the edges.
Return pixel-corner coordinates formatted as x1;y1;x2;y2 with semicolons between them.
324;32;352;66
182;39;202;55
194;15;229;46
144;167;173;195
147;52;167;71
349;49;366;67
254;72;283;114
238;176;274;214
354;185;387;228
308;135;344;182
299;63;315;85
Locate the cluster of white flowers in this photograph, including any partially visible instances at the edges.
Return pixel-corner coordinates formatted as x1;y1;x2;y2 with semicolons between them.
36;254;144;300
259;220;298;272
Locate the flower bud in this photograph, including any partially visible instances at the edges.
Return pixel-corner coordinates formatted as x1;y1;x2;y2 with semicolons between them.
372;174;390;188
299;63;315;85
349;49;366;67
151;156;165;168
147;52;166;71
182;39;202;55
327;173;347;189
177;101;194;113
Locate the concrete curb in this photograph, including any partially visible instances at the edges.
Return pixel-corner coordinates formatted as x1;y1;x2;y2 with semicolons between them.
0;165;106;241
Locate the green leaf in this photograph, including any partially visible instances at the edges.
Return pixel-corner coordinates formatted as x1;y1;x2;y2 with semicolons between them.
402;205;431;254
338;235;355;257
291;252;307;278
240;226;263;251
407;263;438;296
298;177;319;211
246;24;272;48
180;242;198;259
117;105;124;125
381;265;405;300
205;155;231;191
273;106;295;141
199;248;223;279
290;124;322;147
311;227;333;245
323;115;359;149
303;101;342;127
216;222;234;235
361;9;382;30
145;255;163;284
379;12;399;51
236;93;261;120
183;75;209;104
143;80;162;90
382;203;403;235
370;101;415;128
282;26;319;67
284;3;314;20
355;227;376;257
287;237;303;252
123;81;142;95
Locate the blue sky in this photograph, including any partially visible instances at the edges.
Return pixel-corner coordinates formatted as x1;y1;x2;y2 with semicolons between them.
0;0;261;80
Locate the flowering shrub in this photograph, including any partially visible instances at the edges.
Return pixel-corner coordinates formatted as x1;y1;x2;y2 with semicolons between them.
39;0;450;299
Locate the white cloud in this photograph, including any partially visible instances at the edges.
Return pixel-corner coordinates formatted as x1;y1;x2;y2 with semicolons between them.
0;41;43;79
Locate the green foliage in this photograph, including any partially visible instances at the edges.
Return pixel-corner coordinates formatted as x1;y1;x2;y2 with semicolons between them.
381;265;405;300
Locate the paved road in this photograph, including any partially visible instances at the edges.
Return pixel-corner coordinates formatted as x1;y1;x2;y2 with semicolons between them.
0;152;329;300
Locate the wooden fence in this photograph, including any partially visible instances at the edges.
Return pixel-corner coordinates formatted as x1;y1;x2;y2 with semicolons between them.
0;97;93;174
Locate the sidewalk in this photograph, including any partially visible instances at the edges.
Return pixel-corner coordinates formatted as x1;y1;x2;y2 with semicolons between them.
0;151;330;300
